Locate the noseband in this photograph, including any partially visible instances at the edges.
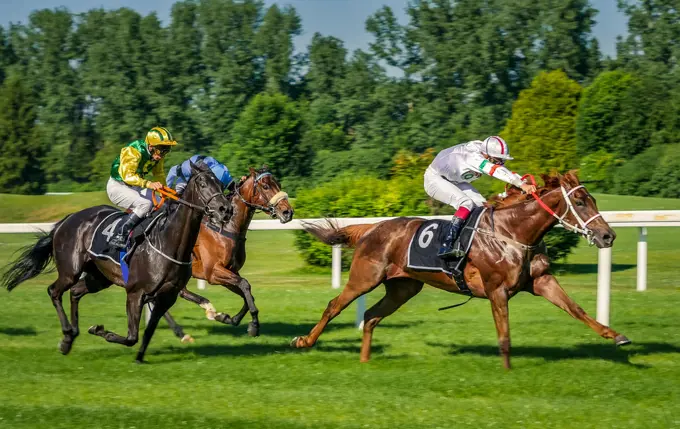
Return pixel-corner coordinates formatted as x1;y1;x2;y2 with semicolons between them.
234;172;289;217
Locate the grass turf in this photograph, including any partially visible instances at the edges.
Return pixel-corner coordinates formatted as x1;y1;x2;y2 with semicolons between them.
0;224;679;428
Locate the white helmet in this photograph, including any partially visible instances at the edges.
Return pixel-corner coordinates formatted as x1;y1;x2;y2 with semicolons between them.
482;136;513;160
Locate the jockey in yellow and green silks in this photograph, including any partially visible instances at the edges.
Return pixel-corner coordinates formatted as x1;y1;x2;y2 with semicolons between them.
106;126;177;249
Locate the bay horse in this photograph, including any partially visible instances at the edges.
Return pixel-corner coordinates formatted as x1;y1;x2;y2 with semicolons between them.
176;166;294;336
292;172;631;369
1;163;231;362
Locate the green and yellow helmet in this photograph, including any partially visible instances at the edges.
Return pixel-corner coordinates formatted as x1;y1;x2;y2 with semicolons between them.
145;126;178;147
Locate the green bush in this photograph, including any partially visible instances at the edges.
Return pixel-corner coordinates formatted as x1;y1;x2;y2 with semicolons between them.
293;173;431;268
543;229;581;262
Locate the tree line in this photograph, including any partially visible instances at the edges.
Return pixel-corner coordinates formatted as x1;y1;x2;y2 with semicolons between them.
0;0;677;200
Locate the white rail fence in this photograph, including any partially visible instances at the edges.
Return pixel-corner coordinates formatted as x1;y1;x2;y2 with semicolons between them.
2;210;679;327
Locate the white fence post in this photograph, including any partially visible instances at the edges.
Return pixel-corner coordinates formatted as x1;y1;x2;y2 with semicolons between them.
597;247;612;326
637;227;648;292
332;244;342;289
197;279;207;290
356;295;366;329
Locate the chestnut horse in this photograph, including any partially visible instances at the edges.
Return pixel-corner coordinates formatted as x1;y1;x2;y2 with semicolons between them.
292;172;630;369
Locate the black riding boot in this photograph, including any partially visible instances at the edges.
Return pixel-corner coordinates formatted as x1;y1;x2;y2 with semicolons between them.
109;213;143;250
438;216;466;259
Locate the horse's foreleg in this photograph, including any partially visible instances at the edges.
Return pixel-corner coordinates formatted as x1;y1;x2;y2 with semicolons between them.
88;291;143;347
209;266;259;336
360;279;423;363
179;287;217;321
136;293;178;363
532;275;630;345
488;287;511;370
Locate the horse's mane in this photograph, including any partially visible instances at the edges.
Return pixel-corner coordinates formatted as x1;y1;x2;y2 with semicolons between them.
488;170;581;209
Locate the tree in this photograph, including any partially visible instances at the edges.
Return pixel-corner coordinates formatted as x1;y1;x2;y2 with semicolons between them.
218;92;307;181
576;70;650;158
22;9;89;187
0;73;45;194
502;70;582;176
256;4;301;94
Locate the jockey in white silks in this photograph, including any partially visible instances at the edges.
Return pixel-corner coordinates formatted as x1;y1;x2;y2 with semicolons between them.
424;136;537;258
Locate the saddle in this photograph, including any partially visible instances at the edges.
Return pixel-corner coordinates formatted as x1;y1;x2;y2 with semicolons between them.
87;207;168;282
406;207;486;294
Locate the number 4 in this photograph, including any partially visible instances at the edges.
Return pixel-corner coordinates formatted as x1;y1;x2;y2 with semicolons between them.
102;218;122;242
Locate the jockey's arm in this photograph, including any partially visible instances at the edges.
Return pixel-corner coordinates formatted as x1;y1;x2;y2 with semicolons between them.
472;154;523;187
151;159;167;187
118;147;149;188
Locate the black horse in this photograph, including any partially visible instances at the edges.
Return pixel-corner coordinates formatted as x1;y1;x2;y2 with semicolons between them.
1;162;231;362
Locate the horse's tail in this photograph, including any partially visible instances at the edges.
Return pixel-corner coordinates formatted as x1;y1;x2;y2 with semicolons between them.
1;218;65;292
302;219;377;249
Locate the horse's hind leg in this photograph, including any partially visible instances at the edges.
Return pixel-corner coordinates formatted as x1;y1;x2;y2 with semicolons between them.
88;291;143;347
532;274;630;345
162;310;194;343
48;274;79;355
136;292;178;363
65;270;113;354
360;278;423;362
292;263;384;349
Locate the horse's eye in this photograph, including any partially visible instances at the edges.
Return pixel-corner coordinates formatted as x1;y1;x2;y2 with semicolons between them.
262;184;270;190
575;200;585;207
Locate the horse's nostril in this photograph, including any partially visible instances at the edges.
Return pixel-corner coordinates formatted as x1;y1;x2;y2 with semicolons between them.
603;234;612;243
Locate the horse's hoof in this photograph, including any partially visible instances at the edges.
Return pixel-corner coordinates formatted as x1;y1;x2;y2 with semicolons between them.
290;336;299;348
87;325;103;335
615;335;631;346
291;336;307;348
58;340;72;355
247;323;260;337
215;313;231;324
205;310;216;321
180;334;195;344
135;359;147;365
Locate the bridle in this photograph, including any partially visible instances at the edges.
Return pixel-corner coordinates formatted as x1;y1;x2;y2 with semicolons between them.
524;174;602;245
234;172;289;217
153;170;225;219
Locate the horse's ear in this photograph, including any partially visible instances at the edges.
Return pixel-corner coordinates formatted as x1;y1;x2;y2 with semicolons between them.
564;170;580;186
189;161;199;173
248;167;256;176
261;163;269;171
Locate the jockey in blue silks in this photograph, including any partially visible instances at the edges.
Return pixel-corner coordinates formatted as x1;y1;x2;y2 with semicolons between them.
167;155;233;194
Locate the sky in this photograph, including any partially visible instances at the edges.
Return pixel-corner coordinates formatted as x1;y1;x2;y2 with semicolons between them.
0;0;628;58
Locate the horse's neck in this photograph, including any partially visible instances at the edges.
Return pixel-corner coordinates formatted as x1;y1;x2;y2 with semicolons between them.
156;199;204;261
224;196;255;238
494;189;566;246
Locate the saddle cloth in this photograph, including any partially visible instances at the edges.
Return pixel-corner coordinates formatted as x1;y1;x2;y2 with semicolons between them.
87;208;166;266
406;207;486;279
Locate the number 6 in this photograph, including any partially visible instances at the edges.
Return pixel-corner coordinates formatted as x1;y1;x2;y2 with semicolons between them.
418;223;438;248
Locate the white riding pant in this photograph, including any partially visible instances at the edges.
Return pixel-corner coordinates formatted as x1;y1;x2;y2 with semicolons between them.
423;167;486;211
106;177;153;218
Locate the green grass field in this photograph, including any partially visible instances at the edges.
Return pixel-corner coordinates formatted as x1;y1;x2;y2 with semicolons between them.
0;193;678;428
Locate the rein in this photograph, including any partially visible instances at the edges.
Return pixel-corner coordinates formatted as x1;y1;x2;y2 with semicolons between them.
524;174;602;245
234;172;289;216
